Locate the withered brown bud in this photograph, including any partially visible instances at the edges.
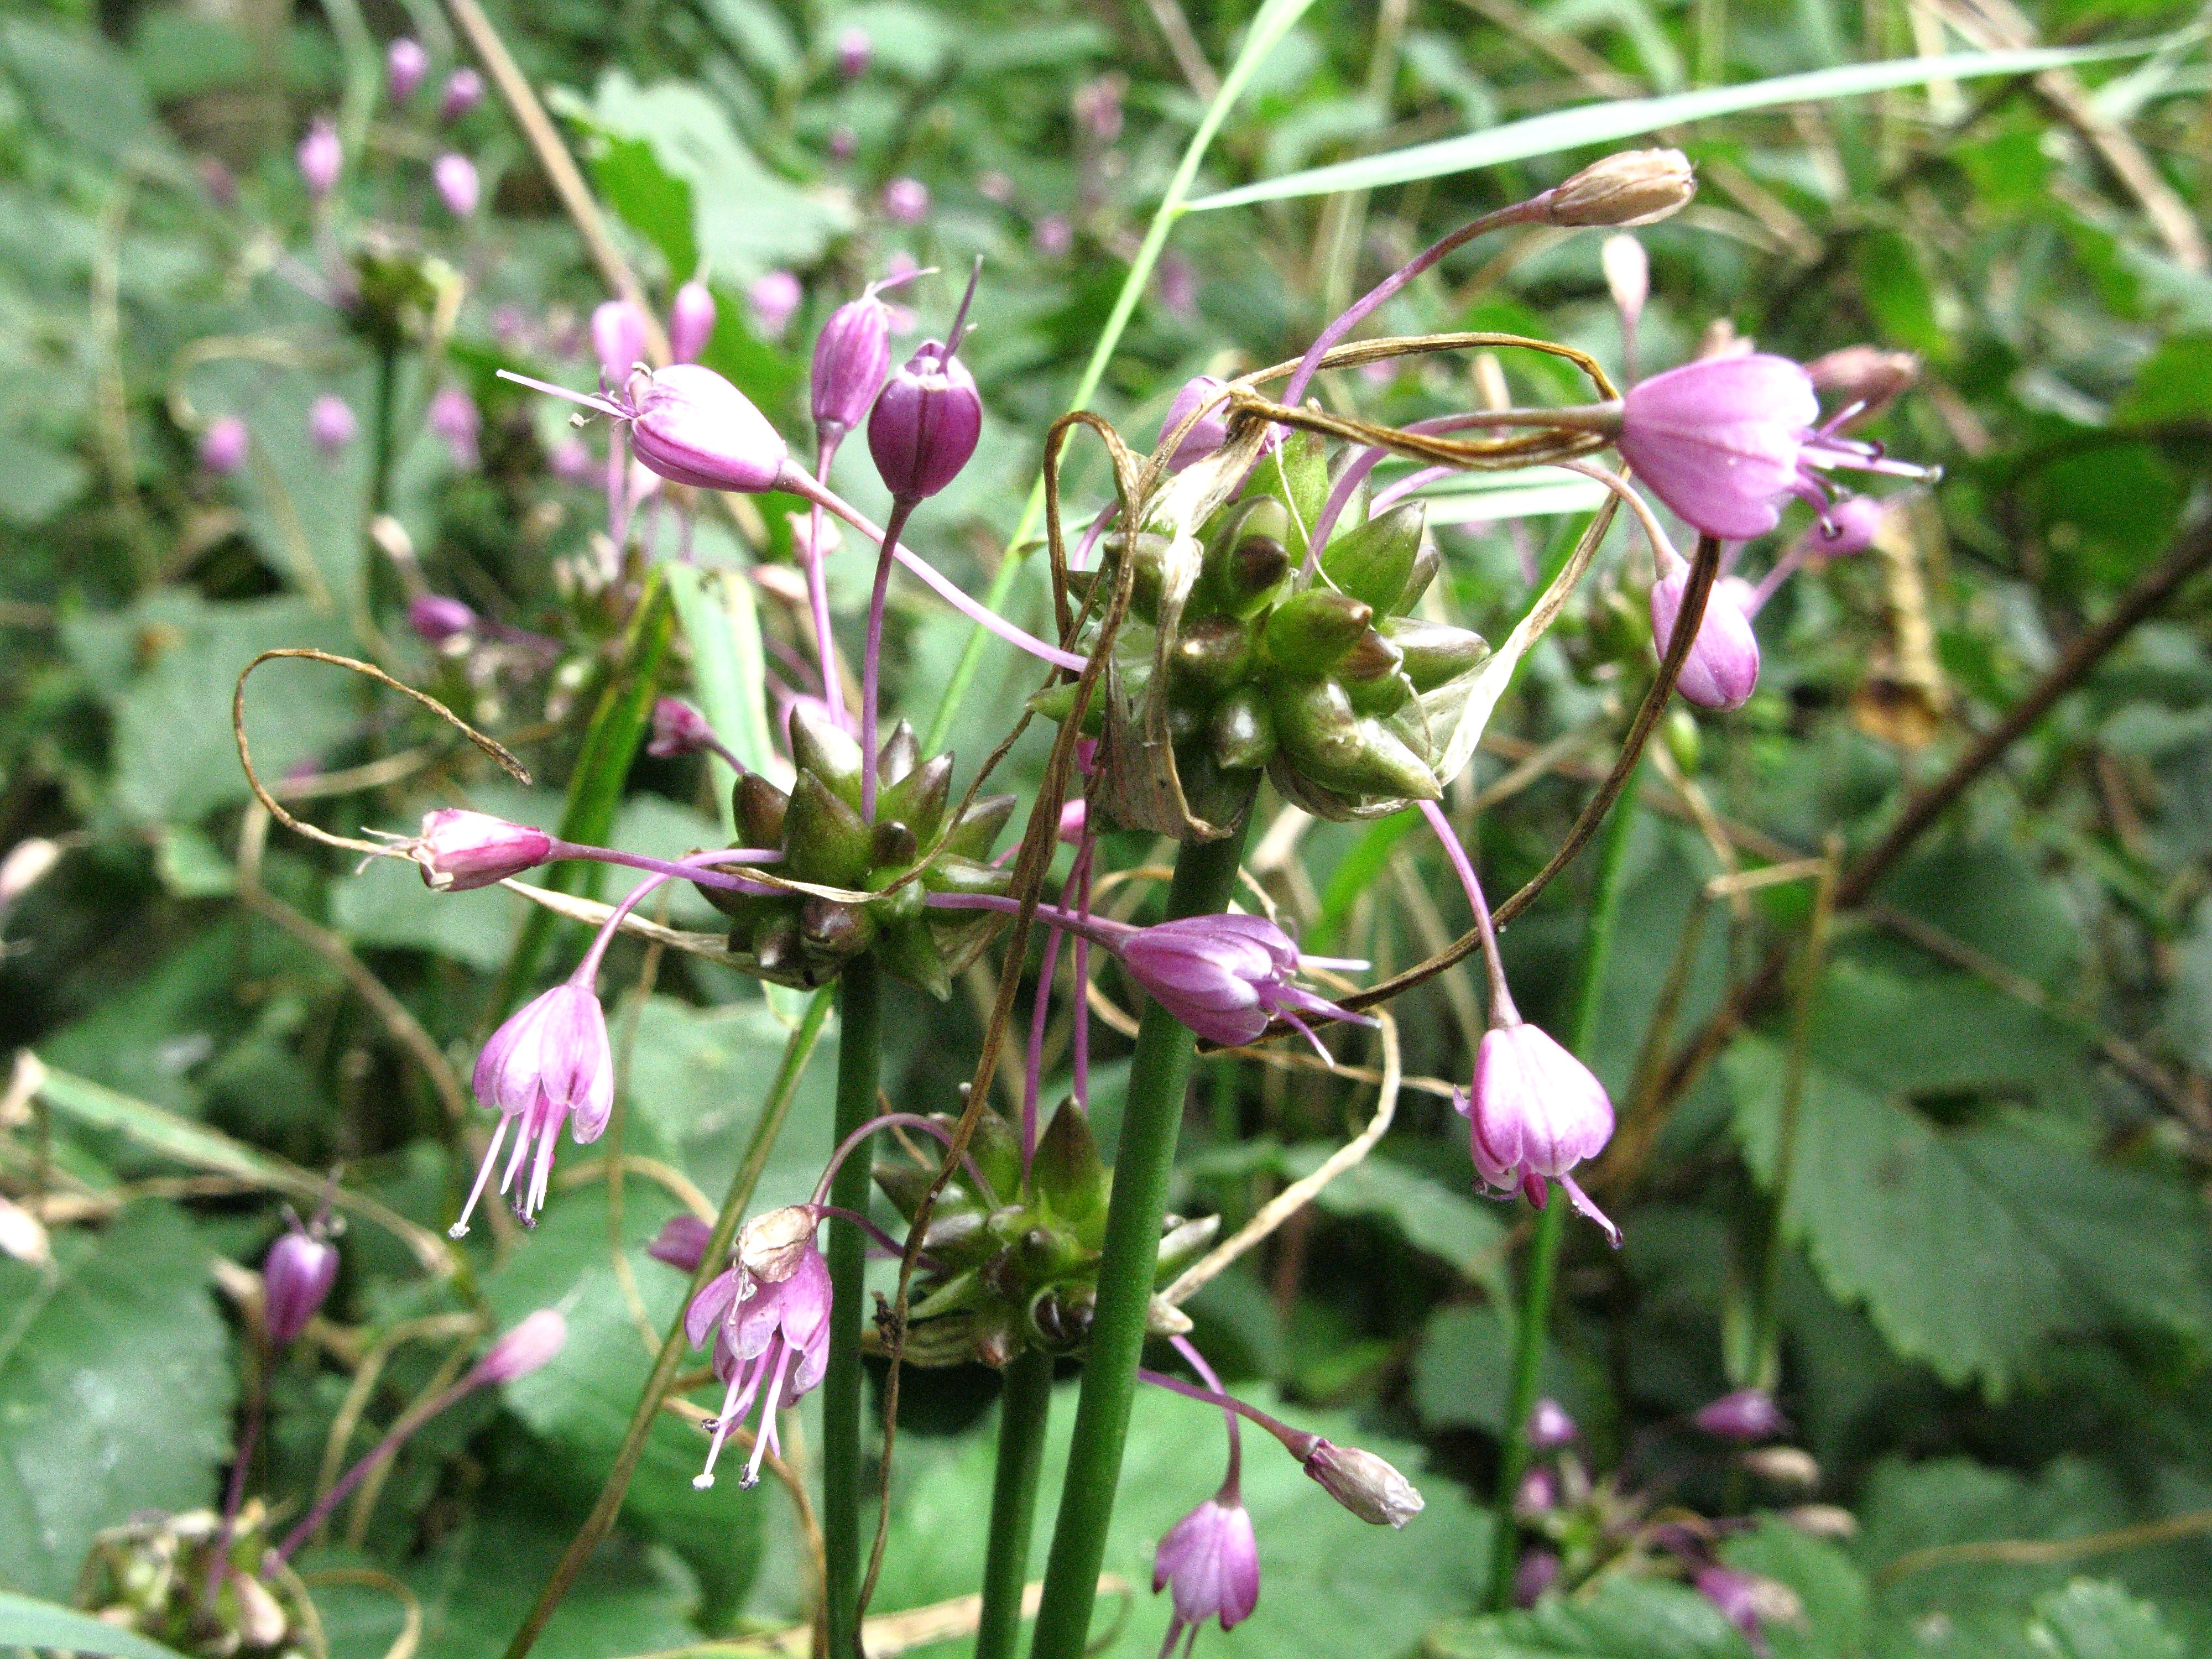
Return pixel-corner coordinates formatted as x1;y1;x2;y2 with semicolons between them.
1543;149;1695;228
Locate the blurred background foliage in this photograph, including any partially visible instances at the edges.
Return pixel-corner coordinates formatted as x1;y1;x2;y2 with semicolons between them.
2;0;2211;1653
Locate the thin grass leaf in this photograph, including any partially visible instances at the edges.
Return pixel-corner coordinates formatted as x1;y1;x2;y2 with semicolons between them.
665;563;776;833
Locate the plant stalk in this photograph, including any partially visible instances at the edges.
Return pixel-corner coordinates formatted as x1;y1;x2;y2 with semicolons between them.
1485;774;1641;1610
1027;825;1250;1659
974;1348;1056;1659
825;955;883;1658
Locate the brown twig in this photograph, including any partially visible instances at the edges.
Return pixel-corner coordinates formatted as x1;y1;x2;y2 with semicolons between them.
1874;1506;2212;1585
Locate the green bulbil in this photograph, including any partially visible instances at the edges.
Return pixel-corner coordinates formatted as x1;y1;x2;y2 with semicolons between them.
1383;617;1491;692
1322;502;1426;612
1208;686;1275;771
1263;589;1375;671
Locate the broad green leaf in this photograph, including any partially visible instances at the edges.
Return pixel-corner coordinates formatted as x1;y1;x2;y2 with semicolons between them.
0;1203;235;1599
1413;1302;1581;1435
2117;332;2212;425
1182;39;2177;211
1425;1573;1752;1658
0;435;86;524
2025;1580;2185;1659
334;854;517;971
0;1591;193;1659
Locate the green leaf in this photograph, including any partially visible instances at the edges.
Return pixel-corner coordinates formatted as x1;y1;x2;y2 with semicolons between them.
1412;1302;1579;1434
1182;39;2178;211
1729;1033;2212;1394
1287;1144;1508;1279
0;1591;194;1659
0;1203;236;1599
1425;1573;1753;1658
665;562;778;834
0;435;87;525
2025;1580;2185;1659
2117;332;2212;425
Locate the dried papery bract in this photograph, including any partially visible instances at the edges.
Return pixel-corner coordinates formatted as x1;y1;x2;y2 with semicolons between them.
1541;148;1697;228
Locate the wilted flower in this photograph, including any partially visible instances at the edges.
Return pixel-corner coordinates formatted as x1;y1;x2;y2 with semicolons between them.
1119;914;1368;1051
428;385;481;468
262;1218;339;1349
1301;1439;1424;1527
407;593;478;646
1651;567;1761;712
200;416;250;476
297;118;341;199
471;1308;567;1383
309;394;358;455
836;25;871;78
1542;148;1695;228
402;809;551;891
669;279;717;362
687;1207;834;1489
883;176;930;223
1694;1386;1788;1442
1154;1494;1259;1655
440;67;484;122
1616;354;1928;540
453;980;614;1233
433;152;479;217
387;38;428;103
1460;1020;1618;1245
749;269;803;340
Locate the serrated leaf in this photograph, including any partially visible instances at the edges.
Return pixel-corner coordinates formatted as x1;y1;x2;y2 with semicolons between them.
0;1203;235;1598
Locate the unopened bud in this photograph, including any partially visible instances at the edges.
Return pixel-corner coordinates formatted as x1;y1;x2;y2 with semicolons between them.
1806;345;1919;424
1543;149;1694;228
440;67;484;123
263;1224;340;1349
406;808;552;890
1693;1385;1788;1442
1741;1445;1820;1488
0;1194;50;1265
0;838;61;909
592;299;650;384
647;697;718;759
472;1308;567;1383
1303;1440;1425;1527
1785;1504;1858;1538
628;365;790;493
200;416;251;476
408;593;478;645
670;279;717;362
1527;1397;1578;1449
434;152;479;217
646;1214;714;1273
387;39;429;103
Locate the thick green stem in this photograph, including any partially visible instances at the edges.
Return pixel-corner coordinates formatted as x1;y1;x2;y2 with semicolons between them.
826;956;883;1658
502;987;834;1659
975;1348;1056;1659
1485;776;1640;1610
1027;826;1250;1659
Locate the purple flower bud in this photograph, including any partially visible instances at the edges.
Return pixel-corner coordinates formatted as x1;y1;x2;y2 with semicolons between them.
387;38;429;104
433;152;480;217
749;269;803;341
1616;354;1931;540
811;285;896;439
1160;375;1230;471
549;435;594;481
1154;1494;1260;1645
472;1308;567;1383
1693;1386;1789;1442
867;290;983;502
1073;74;1125;144
1514;1463;1558;1516
297;119;341;200
455;982;614;1233
1119;913;1369;1050
883;176;929;224
647;1214;714;1273
669;279;717;363
1527;1397;1578;1449
404;808;551;890
1693;1566;1791;1653
1460;1020;1618;1245
627;364;790;493
429;385;481;468
1804;492;1888;559
1056;799;1087;845
686;1207;833;1488
262;1223;339;1350
828;124;857;161
1302;1440;1424;1527
1651;569;1761;712
407;594;480;647
200;416;250;476
1031;213;1073;258
647;697;717;758
836;25;871;79
440;67;484;123
309;394;358;455
1513;1546;1561;1606
592;299;650;385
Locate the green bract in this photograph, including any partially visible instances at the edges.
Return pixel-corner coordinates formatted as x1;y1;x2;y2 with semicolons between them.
692;708;1014;997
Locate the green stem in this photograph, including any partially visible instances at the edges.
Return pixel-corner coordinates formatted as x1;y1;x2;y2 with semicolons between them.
1485;775;1641;1611
370;340;400;520
825;956;882;1659
975;1348;1056;1659
1028;826;1250;1659
502;987;834;1659
922;0;1318;756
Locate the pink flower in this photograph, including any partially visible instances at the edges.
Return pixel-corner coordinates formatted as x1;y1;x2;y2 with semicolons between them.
433;152;480;216
1119;914;1368;1051
309;394;357;455
429;385;481;468
200;416;250;476
647;697;717;758
297;118;341;200
263;1220;339;1350
1154;1495;1259;1653
592;299;651;384
1527;1397;1577;1449
471;1309;567;1383
648;1214;714;1273
1616;354;1926;540
401;808;550;890
1803;492;1888;559
749;269;804;341
625;365;789;492
1032;213;1073;258
669;279;717;362
387;39;428;104
836;25;871;79
440;67;484;123
549;435;594;481
408;593;478;646
1460;1021;1618;1246
453;982;614;1234
1159;376;1228;471
686;1207;834;1489
1693;1386;1788;1442
883;177;930;223
1651;568;1761;712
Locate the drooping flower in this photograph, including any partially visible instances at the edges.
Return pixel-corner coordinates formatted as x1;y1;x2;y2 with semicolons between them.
686;1206;834;1489
1460;1021;1619;1246
440;67;484;123
1153;1495;1259;1657
883;176;930;223
1693;1386;1789;1442
1616;353;1928;540
749;269;803;340
868;303;983;502
836;25;871;79
296;119;341;200
402;808;551;890
428;385;481;467
262;1218;340;1350
452;982;613;1234
471;1308;567;1383
387;38;429;103
309;394;358;455
1651;567;1761;712
200;416;250;476
432;152;479;217
1119;914;1369;1052
669;279;717;362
